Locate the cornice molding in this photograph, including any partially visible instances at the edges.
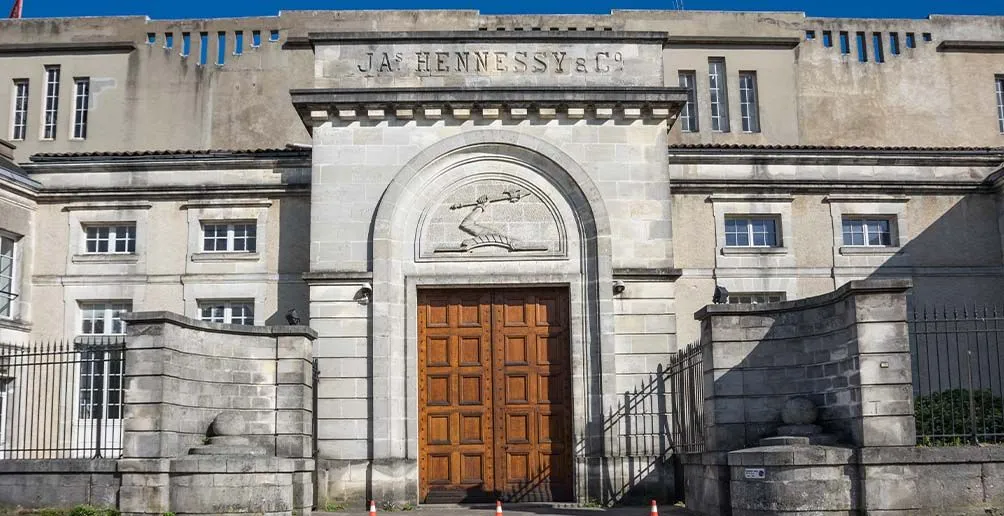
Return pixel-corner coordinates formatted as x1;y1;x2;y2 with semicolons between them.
936;40;1004;53
664;35;801;49
292;87;686;125
305;30;670;44
0;41;136;56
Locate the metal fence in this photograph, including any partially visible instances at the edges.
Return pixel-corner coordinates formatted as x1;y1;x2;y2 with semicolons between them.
0;338;125;458
909;305;1004;445
668;341;705;454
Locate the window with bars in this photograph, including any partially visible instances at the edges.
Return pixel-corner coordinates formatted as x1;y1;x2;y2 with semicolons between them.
42;66;60;139
708;58;730;132
738;71;760;133
72;78;89;139
0;234;15;318
725;217;779;247
996;76;1004;134
678;71;699;132
199;300;254;326
202;222;257;252
77;302;129;422
84;225;136;254
727;292;786;305
842;218;894;247
10;79;28;141
79;348;124;420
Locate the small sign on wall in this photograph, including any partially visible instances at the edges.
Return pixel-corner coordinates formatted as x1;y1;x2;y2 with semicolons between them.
744;468;766;480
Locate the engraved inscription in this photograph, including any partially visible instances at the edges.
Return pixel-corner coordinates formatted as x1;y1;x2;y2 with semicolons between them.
355;49;624;75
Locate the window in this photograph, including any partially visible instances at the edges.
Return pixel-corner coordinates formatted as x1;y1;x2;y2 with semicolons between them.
84;225;136;254
79;347;123;420
738;71;760;133
198;32;208;66
996;76;1004;134
42;66;60;140
269;29;280;42
890;33;900;55
217;32;226;65
725;217;779;247
839;31;850;54
922;32;932;42
872;33;885;63
842;218;893;247
822;31;832;47
146;33;156;45
199;300;254;326
80;302;131;336
234;31;244;55
0;235;15;318
708;58;730;132
165;32;174;49
202;222;256;252
728;292;785;305
10;79;28;141
71;78;89;139
805;30;815;40
251;30;261;47
678;71;699;132
181;32;191;57
856;32;868;62
905;32;916;49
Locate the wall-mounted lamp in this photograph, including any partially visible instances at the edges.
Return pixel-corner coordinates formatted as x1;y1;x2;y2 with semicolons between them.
612;280;626;295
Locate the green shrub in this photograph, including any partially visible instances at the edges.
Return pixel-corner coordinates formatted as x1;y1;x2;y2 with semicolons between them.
915;389;1004;445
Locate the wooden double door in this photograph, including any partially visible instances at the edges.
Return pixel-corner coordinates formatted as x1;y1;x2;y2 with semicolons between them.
418;288;573;503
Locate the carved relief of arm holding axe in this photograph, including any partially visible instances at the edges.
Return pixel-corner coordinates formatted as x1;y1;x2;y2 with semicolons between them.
449;188;530;238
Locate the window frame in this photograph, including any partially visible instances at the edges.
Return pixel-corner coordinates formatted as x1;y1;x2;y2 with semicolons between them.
201;221;257;253
79;301;132;336
198;299;255;326
724;216;781;248
0;233;17;319
841;216;896;247
41;65;60;140
9;79;28;141
678;70;699;133
996;75;1004;134
83;224;137;255
71;77;90;140
738;71;761;133
708;58;730;133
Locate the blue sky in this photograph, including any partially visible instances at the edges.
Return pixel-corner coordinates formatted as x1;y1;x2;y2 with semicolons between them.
14;0;1004;19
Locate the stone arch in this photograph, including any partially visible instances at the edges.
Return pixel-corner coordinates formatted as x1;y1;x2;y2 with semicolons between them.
368;128;616;502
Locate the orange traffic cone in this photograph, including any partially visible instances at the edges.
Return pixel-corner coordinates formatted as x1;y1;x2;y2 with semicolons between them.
369;500;377;515
496;500;504;515
650;499;659;515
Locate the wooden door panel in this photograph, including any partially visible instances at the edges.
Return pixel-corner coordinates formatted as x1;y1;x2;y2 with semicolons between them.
420;288;571;503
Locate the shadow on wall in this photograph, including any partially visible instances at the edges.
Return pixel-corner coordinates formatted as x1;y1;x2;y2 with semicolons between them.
592;348;705;505
702;187;1004;451
266;192;311;326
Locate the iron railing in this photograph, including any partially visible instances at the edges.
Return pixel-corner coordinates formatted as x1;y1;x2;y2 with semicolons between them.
909;305;1004;445
0;337;125;458
668;341;705;454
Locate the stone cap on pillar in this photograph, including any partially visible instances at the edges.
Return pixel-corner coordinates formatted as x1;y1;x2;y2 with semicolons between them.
121;310;318;339
695;278;913;321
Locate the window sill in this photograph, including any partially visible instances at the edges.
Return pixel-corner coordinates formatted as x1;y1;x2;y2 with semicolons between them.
0;317;31;333
191;252;260;262
72;253;139;264
839;246;901;256
721;247;788;255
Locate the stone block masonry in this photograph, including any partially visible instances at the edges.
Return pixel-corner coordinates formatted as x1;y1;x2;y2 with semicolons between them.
694;279;915;452
0;459;119;509
119;311;317;460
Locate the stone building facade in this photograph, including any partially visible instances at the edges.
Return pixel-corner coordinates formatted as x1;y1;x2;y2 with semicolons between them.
0;9;1003;505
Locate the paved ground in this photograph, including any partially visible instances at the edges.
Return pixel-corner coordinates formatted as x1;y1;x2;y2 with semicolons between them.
316;503;694;515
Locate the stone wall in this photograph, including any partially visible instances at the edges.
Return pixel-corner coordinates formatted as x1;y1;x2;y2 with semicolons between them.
695;279;915;452
119;311;317;459
0;459;119;509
